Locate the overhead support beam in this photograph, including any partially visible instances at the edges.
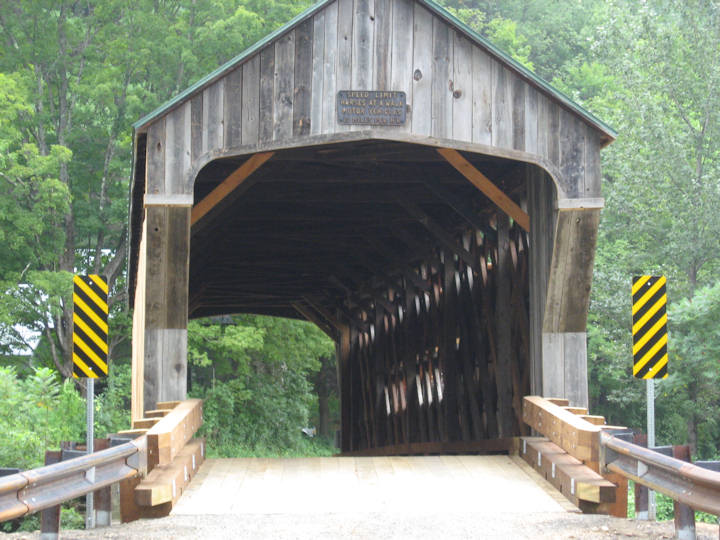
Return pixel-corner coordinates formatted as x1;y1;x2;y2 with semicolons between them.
191;152;274;227
437;148;530;232
397;200;477;270
420;179;496;242
291;302;338;340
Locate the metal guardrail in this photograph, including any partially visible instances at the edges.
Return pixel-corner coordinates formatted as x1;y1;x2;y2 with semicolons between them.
0;437;146;522
600;431;720;516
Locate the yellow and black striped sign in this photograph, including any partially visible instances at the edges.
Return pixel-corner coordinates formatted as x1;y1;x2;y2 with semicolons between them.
73;275;108;378
632;276;668;379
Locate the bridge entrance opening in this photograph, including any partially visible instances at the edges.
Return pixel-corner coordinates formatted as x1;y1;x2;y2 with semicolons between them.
188;140;539;453
128;0;613;457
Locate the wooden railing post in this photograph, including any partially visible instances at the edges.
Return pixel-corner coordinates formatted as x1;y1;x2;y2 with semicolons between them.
633;433;649;519
39;450;62;540
672;445;696;540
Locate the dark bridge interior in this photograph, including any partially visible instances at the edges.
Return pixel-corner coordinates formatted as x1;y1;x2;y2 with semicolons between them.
188;140;535;452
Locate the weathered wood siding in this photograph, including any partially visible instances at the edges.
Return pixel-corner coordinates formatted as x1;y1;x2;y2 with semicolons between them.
142;0;603;201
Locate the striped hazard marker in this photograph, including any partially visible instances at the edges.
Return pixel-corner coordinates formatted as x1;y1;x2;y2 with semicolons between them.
72;275;108;378
632;275;668;379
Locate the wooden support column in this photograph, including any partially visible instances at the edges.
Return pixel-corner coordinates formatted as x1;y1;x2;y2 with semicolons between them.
495;213;515;437
338;323;352;452
136;205;191;414
542;198;603;408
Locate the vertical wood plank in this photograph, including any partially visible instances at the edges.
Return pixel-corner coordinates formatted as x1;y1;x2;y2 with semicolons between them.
164;103;191;194
524;87;539;154
560;115;586;198
452;31;472;142
190;94;203;164
352;0;374;89
336;0;354;132
512;78;525;151
259;45;276;144
495;213;515;437
143;206;167;410
536;93;549;160
274;32;295;141
203;80;224;154
492;63;512;149
146;120;165;195
411;3;432;136
431;16;453;139
294;21;313;137
224;67;243;149
322;1;339;133
584;125;602;197
131;220;147;422
310;12;325;136
547;100;560;168
390;0;413;133
241;55;260;146
471;47;492;146
373;0;392;89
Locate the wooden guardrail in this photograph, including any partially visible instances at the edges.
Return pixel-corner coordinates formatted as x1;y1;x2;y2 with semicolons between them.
522;396;720;533
0;398;204;530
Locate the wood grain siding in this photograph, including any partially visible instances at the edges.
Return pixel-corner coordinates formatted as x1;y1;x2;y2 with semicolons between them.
224;67;243;148
139;0;610;202
190;94;203;164
528;166;556;396
294;20;313;137
411;3;432;135
146;119;165;195
560;115;585;198
492;63;512;150
259;45;276;143
471;47;492;145
452;32;472;142
202;79;224;154
391;0;413;133
374;0;392;90
274;32;295;141
241;55;260;146
336;0;353;132
431;16;452;139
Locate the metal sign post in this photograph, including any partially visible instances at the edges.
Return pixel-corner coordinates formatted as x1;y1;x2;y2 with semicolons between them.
647;378;656;520
85;378;95;529
72;274;108;530
632;275;668;521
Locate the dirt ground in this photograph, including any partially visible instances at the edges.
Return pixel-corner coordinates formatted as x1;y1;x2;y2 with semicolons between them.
2;513;718;539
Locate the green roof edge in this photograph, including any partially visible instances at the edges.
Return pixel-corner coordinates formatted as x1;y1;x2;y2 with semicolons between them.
133;0;617;140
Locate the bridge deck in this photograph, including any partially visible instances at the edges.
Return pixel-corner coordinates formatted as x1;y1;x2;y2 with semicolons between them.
173;454;576;516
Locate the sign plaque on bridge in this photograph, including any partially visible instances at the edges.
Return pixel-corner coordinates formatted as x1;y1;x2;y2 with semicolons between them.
337;91;407;126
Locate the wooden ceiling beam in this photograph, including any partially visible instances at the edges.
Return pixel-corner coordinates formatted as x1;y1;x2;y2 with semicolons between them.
291;302;338;340
437;148;530;232
191;151;274;227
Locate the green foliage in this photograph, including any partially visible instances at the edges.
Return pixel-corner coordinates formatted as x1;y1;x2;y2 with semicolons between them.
190;315;336;455
0;364;130;469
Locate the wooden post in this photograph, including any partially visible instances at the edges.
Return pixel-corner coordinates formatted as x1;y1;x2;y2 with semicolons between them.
40;450;62;539
495;213;515;437
338;324;351;452
135;205;191;413
672;445;696;539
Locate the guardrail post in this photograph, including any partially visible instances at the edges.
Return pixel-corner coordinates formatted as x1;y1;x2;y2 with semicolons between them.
672;445;696;540
40;450;62;540
633;433;650;520
94;439;112;527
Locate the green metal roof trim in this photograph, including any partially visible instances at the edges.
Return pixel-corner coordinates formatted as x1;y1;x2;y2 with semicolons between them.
133;0;617;140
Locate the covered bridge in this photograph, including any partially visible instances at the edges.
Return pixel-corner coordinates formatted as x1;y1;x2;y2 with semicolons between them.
128;0;615;453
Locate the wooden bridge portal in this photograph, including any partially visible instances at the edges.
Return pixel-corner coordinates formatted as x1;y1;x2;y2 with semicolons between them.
128;0;615;453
